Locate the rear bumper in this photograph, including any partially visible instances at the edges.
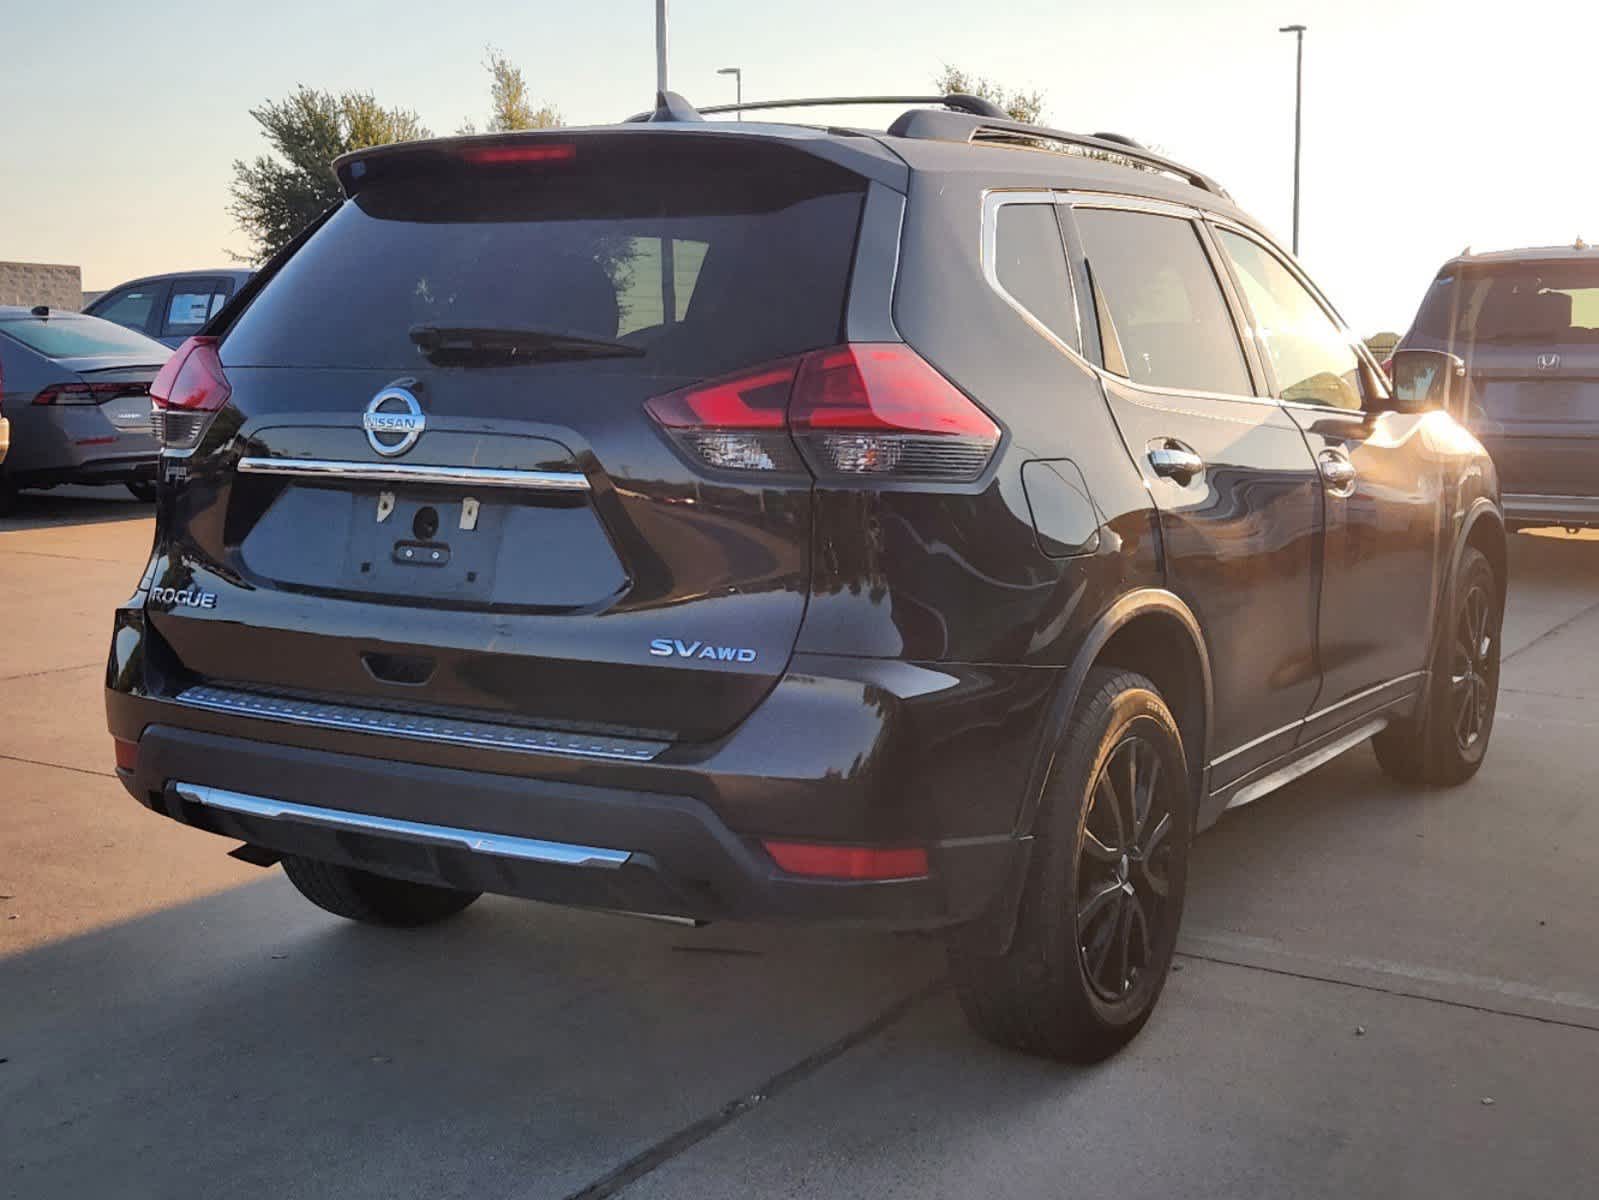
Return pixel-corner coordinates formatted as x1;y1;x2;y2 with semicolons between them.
1503;492;1599;527
106;611;1053;927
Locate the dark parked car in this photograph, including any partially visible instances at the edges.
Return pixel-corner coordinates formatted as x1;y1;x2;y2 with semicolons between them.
0;307;168;508
1397;243;1599;531
84;269;252;348
105;93;1505;1061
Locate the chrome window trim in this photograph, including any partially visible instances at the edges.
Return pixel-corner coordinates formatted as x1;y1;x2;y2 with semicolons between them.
1056;192;1275;407
979;189;1084;359
174;783;633;869
236;457;591;492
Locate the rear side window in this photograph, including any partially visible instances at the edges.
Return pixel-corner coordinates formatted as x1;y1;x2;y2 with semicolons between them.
1073;208;1252;396
1216;229;1363;411
0;316;168;360
222;143;867;378
91;285;163;333
163;280;231;339
992;203;1076;346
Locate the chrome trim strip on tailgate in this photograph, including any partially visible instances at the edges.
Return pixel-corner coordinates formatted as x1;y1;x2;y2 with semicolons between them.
236;457;591;491
175;685;666;762
174;782;631;868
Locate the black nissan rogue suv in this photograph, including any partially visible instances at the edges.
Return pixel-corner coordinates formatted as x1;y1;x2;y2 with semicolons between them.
105;92;1506;1061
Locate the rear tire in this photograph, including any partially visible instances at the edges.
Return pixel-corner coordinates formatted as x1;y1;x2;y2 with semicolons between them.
1373;545;1500;786
126;481;157;502
949;668;1191;1063
280;856;480;927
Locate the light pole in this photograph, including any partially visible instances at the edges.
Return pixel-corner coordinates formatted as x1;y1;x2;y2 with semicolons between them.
1279;24;1306;255
717;66;743;119
655;0;669;94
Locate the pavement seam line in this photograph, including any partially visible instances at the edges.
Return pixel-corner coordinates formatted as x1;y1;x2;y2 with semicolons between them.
0;751;115;780
0;547;145;566
0;662;103;684
1502;595;1599;664
562;977;947;1200
1177;950;1599;1035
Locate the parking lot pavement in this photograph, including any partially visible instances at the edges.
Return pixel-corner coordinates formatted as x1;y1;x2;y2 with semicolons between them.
2;505;1597;1198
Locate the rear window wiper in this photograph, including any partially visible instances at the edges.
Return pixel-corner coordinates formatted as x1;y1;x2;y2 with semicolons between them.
409;324;644;364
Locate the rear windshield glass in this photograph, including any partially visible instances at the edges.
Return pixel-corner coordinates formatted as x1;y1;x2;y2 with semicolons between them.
0;316;169;360
1411;261;1599;346
222;141;867;377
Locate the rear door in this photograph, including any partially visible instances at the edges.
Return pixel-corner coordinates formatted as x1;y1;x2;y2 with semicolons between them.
1062;201;1323;788
1213;224;1441;734
150;136;870;743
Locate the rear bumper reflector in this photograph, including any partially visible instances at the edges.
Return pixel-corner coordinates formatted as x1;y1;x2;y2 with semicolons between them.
236;457;590;492
763;841;929;880
174;684;666;762
174;782;631;868
113;737;139;771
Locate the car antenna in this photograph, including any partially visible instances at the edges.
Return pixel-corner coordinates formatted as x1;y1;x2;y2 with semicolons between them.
30;304;49;317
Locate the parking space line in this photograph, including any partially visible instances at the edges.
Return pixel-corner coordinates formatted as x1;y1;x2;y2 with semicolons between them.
1179;930;1599;1033
563;979;946;1200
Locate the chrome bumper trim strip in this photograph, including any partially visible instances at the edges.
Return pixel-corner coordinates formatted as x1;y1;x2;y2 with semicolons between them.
236;456;591;492
174;782;631;868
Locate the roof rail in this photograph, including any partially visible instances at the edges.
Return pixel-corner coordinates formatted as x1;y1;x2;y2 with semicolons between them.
624;92;1007;124
884;109;1228;198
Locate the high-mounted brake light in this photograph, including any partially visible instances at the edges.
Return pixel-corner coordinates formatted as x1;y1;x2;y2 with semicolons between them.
763;841;930;881
150;336;230;452
460;143;578;166
643;345;1000;482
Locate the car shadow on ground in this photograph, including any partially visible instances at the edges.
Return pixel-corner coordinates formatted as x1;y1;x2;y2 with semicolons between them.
0;485;151;530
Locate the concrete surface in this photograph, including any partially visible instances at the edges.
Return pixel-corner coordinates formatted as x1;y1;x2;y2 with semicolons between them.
1;497;1596;1198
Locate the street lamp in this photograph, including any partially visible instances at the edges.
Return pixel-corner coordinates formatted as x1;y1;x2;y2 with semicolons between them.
717;66;743;119
1279;24;1306;255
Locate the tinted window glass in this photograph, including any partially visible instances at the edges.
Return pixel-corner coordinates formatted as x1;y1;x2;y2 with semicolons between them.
164;280;229;339
1412;261;1599;348
1218;229;1363;410
92;286;161;332
0;316;169;360
994;203;1076;345
1074;208;1251;395
223;146;866;377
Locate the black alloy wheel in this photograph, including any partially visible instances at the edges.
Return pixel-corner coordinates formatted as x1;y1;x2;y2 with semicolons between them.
1076;734;1175;1003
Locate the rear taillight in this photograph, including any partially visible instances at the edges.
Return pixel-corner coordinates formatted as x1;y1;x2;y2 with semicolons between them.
644;344;1000;483
150;336;230;452
459;142;577;166
33;381;150;406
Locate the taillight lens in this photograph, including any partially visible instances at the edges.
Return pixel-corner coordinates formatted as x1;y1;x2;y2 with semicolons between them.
34;381;149;406
150;336;230;452
644;344;1000;483
645;357;806;473
789;345;999;481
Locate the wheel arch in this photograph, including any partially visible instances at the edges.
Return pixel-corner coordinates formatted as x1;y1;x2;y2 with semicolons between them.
960;588;1214;957
1460;498;1508;610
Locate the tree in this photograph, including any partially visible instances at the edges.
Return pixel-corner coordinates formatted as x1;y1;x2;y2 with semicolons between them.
460;48;561;134
934;64;1044;125
228;86;429;263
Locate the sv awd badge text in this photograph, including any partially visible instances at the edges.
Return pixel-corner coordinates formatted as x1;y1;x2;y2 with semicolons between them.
649;638;757;664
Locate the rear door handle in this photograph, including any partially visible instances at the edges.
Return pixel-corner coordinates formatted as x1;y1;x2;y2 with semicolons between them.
1148;441;1205;484
1317;448;1357;497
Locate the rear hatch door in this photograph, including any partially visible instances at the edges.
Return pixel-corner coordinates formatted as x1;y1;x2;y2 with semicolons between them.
153;133;870;742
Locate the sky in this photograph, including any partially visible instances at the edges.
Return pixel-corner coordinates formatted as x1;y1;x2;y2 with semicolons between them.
3;0;1595;333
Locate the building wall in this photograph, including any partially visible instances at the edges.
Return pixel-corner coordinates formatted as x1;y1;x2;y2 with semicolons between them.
0;262;83;311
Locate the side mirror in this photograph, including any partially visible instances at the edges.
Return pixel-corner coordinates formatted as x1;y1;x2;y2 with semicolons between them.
1389;348;1466;415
